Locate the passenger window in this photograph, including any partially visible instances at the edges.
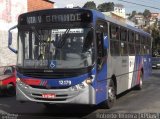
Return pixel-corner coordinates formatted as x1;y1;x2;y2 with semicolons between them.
120;28;128;56
96;20;108;70
128;31;135;43
135;34;140;44
135;44;141;55
128;43;135;55
110;24;119;40
110;40;120;56
128;31;135;55
120;28;127;41
110;24;120;56
121;42;128;56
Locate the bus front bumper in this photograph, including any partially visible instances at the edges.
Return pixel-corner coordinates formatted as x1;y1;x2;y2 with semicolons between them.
16;81;96;105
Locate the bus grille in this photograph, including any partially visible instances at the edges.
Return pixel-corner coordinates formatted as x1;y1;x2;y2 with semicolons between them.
17;68;91;79
34;98;67;101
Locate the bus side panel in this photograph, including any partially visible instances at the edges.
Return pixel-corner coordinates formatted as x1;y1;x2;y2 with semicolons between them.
95;63;107;104
130;55;152;88
128;56;136;89
130;55;142;87
107;55;129;95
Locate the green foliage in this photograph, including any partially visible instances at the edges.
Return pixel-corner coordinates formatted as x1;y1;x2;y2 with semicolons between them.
83;1;96;10
143;9;151;18
97;2;114;12
144;16;160;52
128;11;137;19
138;12;143;15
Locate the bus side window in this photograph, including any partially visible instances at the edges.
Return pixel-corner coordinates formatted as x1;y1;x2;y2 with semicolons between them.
96;32;104;58
110;25;119;40
110;24;120;56
128;31;135;55
120;28;128;56
96;20;108;70
96;32;104;70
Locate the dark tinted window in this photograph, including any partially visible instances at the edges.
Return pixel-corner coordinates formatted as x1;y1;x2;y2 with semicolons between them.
128;31;135;43
110;24;119;40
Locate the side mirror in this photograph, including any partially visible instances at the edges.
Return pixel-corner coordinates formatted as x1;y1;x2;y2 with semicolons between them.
8;25;18;54
103;36;108;49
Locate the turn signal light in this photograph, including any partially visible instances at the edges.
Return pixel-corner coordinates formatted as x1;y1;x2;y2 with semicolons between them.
16;78;20;82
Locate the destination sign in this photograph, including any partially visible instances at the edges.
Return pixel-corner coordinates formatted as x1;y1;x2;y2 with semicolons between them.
19;10;92;25
26;13;81;24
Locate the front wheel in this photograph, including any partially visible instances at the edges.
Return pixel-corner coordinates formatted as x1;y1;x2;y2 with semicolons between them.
104;80;116;109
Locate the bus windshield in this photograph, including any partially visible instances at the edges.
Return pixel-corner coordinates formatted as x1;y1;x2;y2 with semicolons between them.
18;26;95;69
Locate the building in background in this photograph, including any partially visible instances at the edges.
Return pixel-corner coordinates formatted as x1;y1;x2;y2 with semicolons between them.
146;13;160;27
66;4;74;8
28;0;54;12
131;14;145;29
112;4;126;18
103;4;136;26
0;0;55;66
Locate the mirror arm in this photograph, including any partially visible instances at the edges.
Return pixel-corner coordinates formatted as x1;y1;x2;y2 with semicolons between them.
8;25;18;54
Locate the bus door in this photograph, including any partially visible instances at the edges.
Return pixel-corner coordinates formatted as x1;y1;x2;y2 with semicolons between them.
95;20;108;104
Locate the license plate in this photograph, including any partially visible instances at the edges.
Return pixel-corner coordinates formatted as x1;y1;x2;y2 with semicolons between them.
42;93;56;99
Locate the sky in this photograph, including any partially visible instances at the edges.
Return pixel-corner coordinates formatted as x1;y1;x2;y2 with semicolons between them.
53;0;160;13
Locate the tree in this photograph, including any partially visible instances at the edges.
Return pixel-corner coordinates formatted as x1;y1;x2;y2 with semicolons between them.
97;2;114;12
143;9;151;18
128;10;137;19
83;1;96;10
145;22;160;54
138;12;143;15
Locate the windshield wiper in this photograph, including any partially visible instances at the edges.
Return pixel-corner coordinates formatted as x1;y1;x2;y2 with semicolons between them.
56;29;70;48
31;26;41;41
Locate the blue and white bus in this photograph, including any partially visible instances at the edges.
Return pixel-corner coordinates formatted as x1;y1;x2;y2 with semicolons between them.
8;8;152;108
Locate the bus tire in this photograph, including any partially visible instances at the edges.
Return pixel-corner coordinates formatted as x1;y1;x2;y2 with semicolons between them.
105;79;116;109
135;72;143;90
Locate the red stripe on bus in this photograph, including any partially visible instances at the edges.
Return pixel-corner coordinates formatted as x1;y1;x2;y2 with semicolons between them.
22;79;41;86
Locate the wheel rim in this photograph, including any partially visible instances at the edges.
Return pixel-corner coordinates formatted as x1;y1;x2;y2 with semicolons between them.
108;84;116;103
